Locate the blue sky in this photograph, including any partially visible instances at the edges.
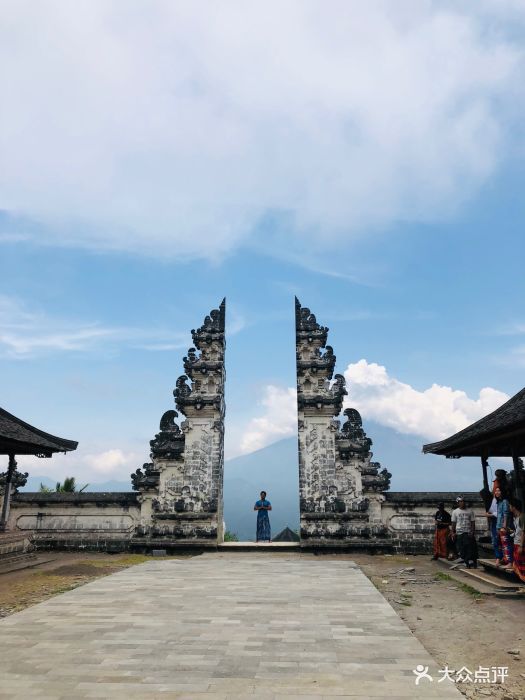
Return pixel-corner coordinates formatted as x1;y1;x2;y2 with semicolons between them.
1;1;525;484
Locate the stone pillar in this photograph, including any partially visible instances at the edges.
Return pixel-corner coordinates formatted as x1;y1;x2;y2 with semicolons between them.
295;298;391;547
132;300;226;548
0;457;28;532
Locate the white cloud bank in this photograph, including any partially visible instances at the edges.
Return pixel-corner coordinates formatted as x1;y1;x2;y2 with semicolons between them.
0;1;523;259
14;446;141;484
235;360;510;453
11;361;511;478
239;386;298;455
83;449;136;476
344;360;509;441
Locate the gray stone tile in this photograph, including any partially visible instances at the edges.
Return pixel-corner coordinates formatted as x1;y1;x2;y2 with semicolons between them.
0;554;461;698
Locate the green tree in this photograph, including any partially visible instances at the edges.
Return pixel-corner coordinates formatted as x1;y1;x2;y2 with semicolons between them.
224;531;239;542
39;483;53;493
54;477;89;493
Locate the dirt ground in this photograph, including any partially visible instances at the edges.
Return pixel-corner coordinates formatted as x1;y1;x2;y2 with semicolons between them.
0;552;157;618
349;553;525;700
1;552;524;699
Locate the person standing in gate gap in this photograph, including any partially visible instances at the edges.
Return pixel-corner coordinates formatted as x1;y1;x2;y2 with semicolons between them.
254;490;272;543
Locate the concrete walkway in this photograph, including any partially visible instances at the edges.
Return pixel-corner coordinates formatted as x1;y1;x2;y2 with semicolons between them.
0;553;461;699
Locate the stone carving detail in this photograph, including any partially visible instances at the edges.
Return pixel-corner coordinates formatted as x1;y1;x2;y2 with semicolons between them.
0;467;28;495
295;297;390;543
131;463;160;492
340;409;371;450
132;299;226;542
150;410;185;460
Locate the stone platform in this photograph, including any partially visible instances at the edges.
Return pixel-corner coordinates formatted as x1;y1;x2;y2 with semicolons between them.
218;541;300;552
0;553;461;698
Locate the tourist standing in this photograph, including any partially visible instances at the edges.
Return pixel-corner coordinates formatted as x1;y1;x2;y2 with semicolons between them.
495;485;514;567
493;468;510;498
486;486;503;564
432;502;451;560
254;490;272;542
510;499;525;582
451;496;478;568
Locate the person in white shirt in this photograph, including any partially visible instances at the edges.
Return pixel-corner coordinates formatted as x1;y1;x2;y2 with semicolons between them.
451;496;478;568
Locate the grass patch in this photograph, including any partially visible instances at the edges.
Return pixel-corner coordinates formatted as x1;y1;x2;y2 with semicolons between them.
457;582;483;598
434;572;452;581
434;571;482;598
0;552;189;619
84;554;151;567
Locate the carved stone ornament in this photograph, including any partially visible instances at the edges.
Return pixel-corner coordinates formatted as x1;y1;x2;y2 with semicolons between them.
131;463;160;491
339;408;372;452
0;468;28;495
150;410;185;460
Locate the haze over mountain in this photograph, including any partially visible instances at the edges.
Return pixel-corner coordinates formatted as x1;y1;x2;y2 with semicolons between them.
22;419;493;541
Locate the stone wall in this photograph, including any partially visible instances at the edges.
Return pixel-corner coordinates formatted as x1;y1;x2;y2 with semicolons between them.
383;492;486;554
3;490;488;554
7;492;140;551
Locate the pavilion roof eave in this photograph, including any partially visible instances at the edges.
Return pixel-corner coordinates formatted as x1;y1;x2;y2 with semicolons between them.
0;437;67;457
0;407;78;456
423;421;525;458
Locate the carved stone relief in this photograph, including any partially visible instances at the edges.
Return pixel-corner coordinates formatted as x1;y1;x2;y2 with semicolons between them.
132;300;226;543
295;297;391;542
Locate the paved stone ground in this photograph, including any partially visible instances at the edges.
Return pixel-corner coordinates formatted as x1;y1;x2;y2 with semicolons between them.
0;553;461;699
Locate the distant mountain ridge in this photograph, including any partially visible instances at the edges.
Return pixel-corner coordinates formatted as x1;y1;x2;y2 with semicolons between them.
22;476;134;493
21;420;489;542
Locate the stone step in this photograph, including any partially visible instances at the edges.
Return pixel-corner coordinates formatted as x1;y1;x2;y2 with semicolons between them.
218;541;300;552
478;557;525;581
461;567;522;591
0;533;33;556
0;553;56;575
0;552;37;571
437;557;523;593
0;532;30;545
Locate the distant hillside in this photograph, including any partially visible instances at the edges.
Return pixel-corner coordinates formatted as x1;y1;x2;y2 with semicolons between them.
223;438;300;541
21;476;133;492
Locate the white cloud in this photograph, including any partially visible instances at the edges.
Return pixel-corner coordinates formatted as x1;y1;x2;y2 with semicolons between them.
344;359;510;440
0;294;187;358
83;449;137;476
0;2;522;260
232;360;510;456
13;445;141;484
238;386;297;455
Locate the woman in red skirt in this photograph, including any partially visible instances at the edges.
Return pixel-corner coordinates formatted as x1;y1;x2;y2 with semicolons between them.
510;499;525;583
431;502;451;560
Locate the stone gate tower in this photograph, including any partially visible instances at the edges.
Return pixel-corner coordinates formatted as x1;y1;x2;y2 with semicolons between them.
132;300;226;547
295;298;391;547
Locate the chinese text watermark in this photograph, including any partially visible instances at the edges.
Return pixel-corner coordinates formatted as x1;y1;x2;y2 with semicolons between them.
413;665;508;685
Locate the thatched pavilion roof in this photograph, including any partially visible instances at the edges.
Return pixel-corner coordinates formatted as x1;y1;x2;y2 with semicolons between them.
0;407;78;457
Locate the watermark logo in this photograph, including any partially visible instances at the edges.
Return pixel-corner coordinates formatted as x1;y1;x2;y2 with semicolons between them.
413;665;433;685
413;665;508;685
